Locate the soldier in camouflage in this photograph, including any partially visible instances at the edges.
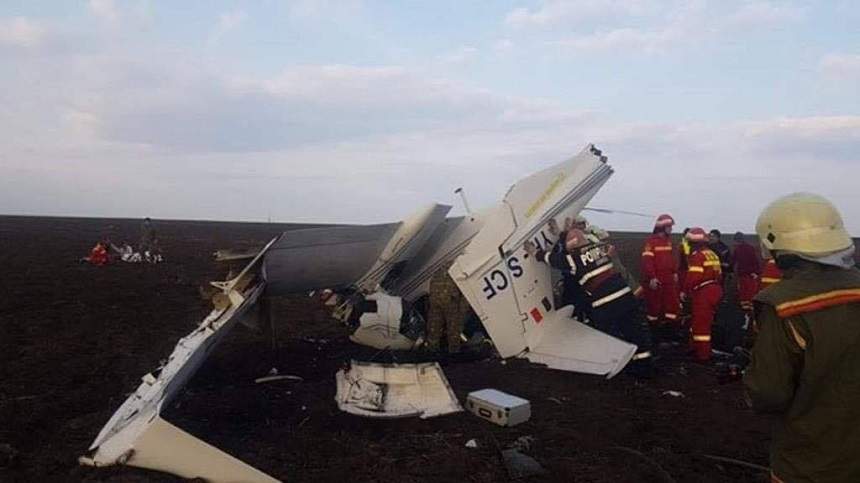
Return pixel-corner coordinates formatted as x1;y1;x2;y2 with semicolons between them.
425;262;469;353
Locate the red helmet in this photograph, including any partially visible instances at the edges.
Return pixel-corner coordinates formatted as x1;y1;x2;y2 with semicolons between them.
686;227;708;243
654;214;675;228
565;228;589;251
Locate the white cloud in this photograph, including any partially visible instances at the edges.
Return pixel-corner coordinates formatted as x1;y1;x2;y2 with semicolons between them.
820;53;860;81
88;0;120;25
505;0;656;29
436;46;479;65
0;17;45;48
726;1;804;29
209;10;248;46
515;1;805;55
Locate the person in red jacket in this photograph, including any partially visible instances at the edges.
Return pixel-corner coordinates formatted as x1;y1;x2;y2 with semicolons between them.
682;227;723;361
732;232;760;320
84;241;109;266
640;214;680;332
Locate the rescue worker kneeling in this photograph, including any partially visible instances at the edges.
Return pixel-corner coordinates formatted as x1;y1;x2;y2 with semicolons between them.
525;227;654;377
744;193;860;483
681;227;723;362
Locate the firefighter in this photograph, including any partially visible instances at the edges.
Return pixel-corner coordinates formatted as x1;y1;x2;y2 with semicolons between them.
576;216;642;297
425;263;469;353
708;229;733;281
681;227;723;362
744;192;860;483
526;228;654;376
640;214;680;334
732;231;760;325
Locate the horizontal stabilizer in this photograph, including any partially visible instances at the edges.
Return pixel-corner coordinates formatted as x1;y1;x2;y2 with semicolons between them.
520;306;636;378
125;416;278;482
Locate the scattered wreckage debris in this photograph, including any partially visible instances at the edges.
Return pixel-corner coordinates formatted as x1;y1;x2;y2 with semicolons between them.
465;439;479;448
662;390;685;398
466;389;531;427
334;361;462;419
79;238;282;483
213;247;263;262
254;368;304;384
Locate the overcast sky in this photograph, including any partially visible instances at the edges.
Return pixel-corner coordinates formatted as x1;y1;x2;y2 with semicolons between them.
1;1;858;233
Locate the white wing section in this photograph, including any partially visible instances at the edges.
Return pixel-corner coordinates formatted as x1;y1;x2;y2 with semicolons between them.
450;145;636;377
81;238;281;482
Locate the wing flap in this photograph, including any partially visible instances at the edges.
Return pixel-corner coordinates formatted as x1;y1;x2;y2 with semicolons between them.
521;306;636;378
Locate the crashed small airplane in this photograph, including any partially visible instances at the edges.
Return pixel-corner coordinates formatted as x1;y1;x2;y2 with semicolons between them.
80;144;639;481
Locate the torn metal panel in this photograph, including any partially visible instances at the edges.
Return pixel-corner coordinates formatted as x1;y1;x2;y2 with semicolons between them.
449;145;635;377
82;238;281;482
335;361;462;419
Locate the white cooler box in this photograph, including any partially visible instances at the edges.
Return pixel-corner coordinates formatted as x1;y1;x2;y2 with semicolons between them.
466;389;531;427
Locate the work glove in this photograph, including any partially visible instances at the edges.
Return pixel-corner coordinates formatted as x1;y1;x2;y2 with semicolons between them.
649;278;660;290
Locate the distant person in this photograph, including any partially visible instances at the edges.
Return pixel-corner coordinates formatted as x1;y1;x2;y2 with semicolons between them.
83;240;109;266
681;228;723;362
708;229;732;281
640;214;680;337
140;217;156;254
732;231;760;328
744;193;860;483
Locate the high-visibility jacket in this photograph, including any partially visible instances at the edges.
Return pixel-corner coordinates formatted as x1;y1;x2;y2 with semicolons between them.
760;259;782;289
683;247;722;293
88;243;109;266
641;234;678;281
733;242;760;276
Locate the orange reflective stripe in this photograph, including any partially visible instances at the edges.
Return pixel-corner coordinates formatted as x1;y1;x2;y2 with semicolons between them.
642;251;655;257
654;246;672;251
692;334;711;342
761;277;780;283
688;266;704;273
786;321;807;350
775;289;860;317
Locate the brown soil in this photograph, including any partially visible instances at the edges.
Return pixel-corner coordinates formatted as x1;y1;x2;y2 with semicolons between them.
0;216;775;482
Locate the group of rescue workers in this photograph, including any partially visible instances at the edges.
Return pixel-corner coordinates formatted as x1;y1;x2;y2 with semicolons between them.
82;217;163;265
523;192;859;483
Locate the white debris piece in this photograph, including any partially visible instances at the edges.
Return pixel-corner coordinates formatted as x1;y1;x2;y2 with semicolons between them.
334;361;462;419
662;390;685;398
465;439;478;448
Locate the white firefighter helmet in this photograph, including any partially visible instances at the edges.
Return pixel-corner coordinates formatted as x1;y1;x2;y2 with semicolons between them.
756;192;852;257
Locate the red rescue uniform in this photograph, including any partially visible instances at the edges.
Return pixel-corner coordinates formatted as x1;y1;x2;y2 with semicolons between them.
760;259;782;289
87;242;109;266
683;247;723;361
640;233;680;324
733;241;761;313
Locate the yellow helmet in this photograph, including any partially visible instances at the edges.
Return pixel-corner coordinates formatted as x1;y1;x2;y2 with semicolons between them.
756;192;852;257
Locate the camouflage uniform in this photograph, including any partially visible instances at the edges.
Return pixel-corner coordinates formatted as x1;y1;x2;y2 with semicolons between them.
425;263;468;353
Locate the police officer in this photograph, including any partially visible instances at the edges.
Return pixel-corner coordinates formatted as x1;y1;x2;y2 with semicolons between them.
744;193;860;483
526;226;654;377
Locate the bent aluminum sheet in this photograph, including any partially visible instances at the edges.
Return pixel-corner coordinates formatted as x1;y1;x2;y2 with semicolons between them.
82;238;280;483
335;361;462;419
